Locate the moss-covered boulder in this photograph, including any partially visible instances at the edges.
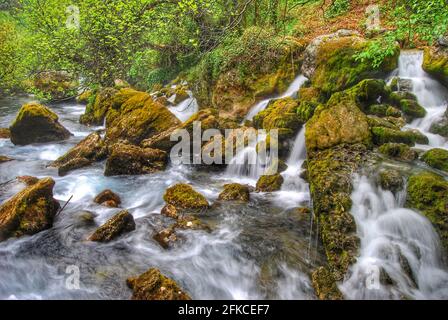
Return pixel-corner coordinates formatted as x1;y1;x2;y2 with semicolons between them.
80;87;118;126
423;47;448;87
88;210;135;242
256;174;284;192
153;227;178;249
30;71;78;101
421;148;448;173
127;268;191;300
399;99;426;120
10;103;72;145
0;177;60;241
367;115;400;130
105;143;167;176
407;172;448;255
50;132;107;176
311;267;343;300
379;169;404;194
306;92;371;152
0;128;10;139
371;127;428;146
94;190;121;208
218;183;250;202
429;106;448;138
76;90;93;104
164;184;209;212
366;104;402;118
378;143;418;162
173;87;190;105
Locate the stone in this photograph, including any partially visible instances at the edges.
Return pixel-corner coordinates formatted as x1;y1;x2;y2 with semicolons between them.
88;210;135;242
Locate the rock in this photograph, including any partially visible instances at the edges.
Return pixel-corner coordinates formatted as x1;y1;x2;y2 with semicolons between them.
429;107;448;137
9;103;72;145
390;77;413;92
0;178;60;241
153;227;178;249
74;211;97;227
371;127;428;146
105;88;181;145
256;174;284;192
306;92;371;152
80;87;118;126
88;210;135;242
126;268;191;300
379;170;404;193
423;47;448;87
50;132;107;176
378;143;418;162
407;172;448;255
0;155;13;163
173;87;189;104
163;184;209;212
17;176;39;186
438;35;448;47
0;128;10;139
398;99;426;120
76;90;93;104
218;184;250;202
104;143;167;176
30;71;78;101
174;215;210;231
94;190;122;208
161;204;179;219
367;104;402;118
367;115;400;130
311;267;343;300
421;148;448;173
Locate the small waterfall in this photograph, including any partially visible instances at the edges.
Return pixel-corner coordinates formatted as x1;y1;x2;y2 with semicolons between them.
168;93;199;123
282;127;307;192
395;51;448;150
244;75;308;121
339;176;448;300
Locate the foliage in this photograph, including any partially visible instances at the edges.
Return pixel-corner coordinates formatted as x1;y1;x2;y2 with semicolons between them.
325;0;350;19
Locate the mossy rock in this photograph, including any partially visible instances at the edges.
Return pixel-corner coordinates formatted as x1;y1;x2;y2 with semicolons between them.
0;177;60;241
173;87;190;104
429;110;448;137
94;190;122;208
218;183;250;202
311;267;343;300
297;101;319;123
30;71;78;101
77;90;93;104
367;104;401;118
256;174;284;192
0;128;10;139
378;143;418;162
88;210;135;242
10;102;72;145
407;172;448;255
379;169;404;194
105;143;167;176
371;127;428;146
421;148;448;173
367;115;400;130
127;268;191;300
423;47;448;87
80;87;118;126
399;99;426;120
163;184;209;211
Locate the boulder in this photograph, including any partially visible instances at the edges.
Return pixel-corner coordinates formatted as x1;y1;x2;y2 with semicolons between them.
17;176;39;186
30;71;78;101
0;177;60;241
421;148;448;173
371;127;428;146
88;210;135;242
429;107;448;137
9;103;72;145
94;190;122;208
398;99;426;120
379;169;404;193
50;132;106;176
163;184;209;212
311;267;343;300
104;143;167;176
161;204;179;220
126;268;191;300
0;128;10;139
378;143;418;162
218;184;250;202
153;227;178;249
76;90;93;104
80;87;118;126
423;47;448;87
256;174;284;192
366;104;401;118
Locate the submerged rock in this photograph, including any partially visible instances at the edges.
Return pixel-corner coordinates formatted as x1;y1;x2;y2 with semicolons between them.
421;148;448;173
379;169;404;194
104;143;167;176
256;174;284;192
9;103;72;145
0;128;10;139
153;227;178;249
163;184;209;212
161;204;179;220
94;189;122;208
88;210;135;242
218;183;250;202
0;155;13;163
51;132;107;176
378;143;418;162
126;268;191;300
0;177;60;241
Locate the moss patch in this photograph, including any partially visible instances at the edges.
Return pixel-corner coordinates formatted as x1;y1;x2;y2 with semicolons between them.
163;184;209;211
421;148;448;173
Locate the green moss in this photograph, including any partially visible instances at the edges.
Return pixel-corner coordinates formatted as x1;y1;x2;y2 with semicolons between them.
367;115;399;130
379;169;404;193
218;184;250;202
88;210;136;242
407;172;448;255
253;97;302;134
371;127;428;146
423;47;448;87
12;102;58;126
163;184;209;211
421;148;448;173
367;104;401;118
378;143;418;162
311;267;343;300
256;174;284;192
80;87;118;126
399;99;426;120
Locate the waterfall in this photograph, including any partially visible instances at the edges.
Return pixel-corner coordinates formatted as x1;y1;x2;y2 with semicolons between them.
168;93;199;123
339;176;448;300
395;51;448;150
244;75;308;121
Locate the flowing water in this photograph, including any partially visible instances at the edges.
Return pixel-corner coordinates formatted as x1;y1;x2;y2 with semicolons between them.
394;50;448;150
0;92;320;299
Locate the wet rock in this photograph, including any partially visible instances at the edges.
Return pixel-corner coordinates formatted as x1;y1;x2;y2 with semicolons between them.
163;184;209;212
9;102;72;145
80;87;118;126
390;77;413;92
74;211;97;227
173;87;189;104
126;268;191;300
218;183;250;202
153;227;178;249
104;143;167;176
367;115;400;130
311;267;343;300
76;90;93;104
256;174;284;192
0;128;10;139
371;127;428;146
94;190;122;208
17;176;39;186
0;155;13;163
421;148;448;173
88;210;136;242
367;104;401;118
161;204;179;220
423;47;448;87
379;169;404;193
378;143;418;162
50;132;107;176
429;116;448;138
175;215;210;231
399;99;426;121
0;177;60;241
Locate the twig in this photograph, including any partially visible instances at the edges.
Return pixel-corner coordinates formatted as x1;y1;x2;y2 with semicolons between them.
56;195;73;217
